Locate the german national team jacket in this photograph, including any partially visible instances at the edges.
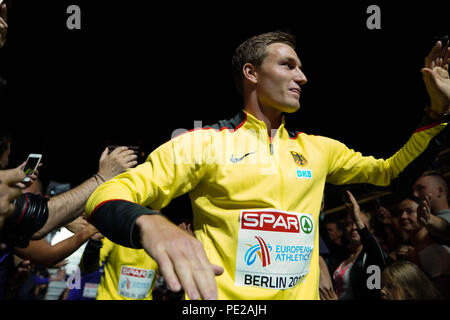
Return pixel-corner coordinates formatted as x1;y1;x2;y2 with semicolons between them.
86;110;448;300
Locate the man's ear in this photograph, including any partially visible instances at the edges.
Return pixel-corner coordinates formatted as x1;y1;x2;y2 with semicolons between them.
243;63;258;85
437;185;445;198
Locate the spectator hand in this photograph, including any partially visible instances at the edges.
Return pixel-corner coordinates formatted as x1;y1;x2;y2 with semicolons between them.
417;194;433;227
319;287;338;300
395;245;418;264
83;222;100;238
0;3;7;48
136;214;223;300
65;215;89;234
97;147;138;181
16;259;32;274
90;231;104;241
0;168;26;229
395;245;409;260
344;190;365;229
15;161;42;189
422;41;450;118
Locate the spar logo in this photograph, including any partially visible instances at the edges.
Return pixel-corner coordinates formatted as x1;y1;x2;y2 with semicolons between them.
120;266;152;278
241;211;300;233
244;236;272;267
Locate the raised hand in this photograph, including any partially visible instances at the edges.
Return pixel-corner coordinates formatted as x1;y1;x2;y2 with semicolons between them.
319;286;338;300
417;194;432;227
422;41;450;118
344;190;365;229
97;147;138;181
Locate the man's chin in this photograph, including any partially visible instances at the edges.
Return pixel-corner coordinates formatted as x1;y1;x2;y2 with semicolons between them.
281;103;301;113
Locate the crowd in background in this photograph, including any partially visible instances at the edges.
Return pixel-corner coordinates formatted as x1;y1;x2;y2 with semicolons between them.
1;2;449;301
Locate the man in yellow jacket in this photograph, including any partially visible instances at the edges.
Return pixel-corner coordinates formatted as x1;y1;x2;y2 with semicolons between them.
86;31;450;300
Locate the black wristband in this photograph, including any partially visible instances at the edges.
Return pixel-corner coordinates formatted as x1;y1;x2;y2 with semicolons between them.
88;200;159;249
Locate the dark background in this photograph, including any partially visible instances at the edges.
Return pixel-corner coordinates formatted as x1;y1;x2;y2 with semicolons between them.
0;1;448;216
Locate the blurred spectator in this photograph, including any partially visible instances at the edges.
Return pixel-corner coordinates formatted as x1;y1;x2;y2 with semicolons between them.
413;171;450;222
0;168;24;230
317;196;339;292
322;218;350;271
0;2;7;48
380;260;442;300
331;191;386;300
31;266;49;300
372;206;404;262
325;220;344;247
395;197;450;299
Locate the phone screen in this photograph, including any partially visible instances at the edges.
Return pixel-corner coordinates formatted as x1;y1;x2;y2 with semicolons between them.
23;156;40;175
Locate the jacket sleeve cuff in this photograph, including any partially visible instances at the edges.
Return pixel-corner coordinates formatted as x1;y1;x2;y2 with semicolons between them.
88;200;160;249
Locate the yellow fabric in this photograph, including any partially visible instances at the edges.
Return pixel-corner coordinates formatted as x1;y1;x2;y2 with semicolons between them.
87;110;447;300
96;238;158;300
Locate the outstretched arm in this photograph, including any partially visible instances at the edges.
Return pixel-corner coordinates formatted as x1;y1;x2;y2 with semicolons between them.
326;41;449;193
14;223;99;267
33;147;137;239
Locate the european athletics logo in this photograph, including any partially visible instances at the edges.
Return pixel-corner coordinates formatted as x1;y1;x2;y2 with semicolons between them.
244;236;272;267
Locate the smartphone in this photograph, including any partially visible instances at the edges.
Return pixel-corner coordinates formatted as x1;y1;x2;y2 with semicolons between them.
22;153;42;183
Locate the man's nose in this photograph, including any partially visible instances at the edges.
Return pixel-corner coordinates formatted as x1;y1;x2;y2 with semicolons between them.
401;211;408;219
294;68;307;85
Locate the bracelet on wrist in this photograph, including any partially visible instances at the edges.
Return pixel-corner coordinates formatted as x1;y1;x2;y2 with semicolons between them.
93;173;106;185
424;107;450;121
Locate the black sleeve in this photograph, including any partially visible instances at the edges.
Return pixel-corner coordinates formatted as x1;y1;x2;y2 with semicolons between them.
87;200;160;249
358;227;387;269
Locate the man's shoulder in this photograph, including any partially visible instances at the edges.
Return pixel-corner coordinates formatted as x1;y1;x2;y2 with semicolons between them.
437;210;450;223
283;127;338;145
202;111;246;132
